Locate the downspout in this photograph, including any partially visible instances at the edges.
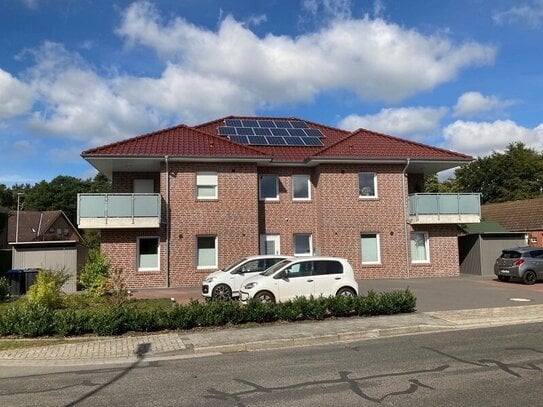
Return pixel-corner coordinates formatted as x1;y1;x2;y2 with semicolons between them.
402;159;411;279
165;155;170;288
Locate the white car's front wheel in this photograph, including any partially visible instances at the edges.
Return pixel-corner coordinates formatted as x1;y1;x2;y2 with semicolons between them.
254;290;275;304
212;284;232;301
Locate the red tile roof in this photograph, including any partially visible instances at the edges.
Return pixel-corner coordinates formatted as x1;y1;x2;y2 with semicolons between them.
482;197;543;231
83;116;472;163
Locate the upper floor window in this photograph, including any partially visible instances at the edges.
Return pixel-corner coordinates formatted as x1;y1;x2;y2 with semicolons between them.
259;175;279;200
196;172;218;199
359;172;377;198
292;175;311;201
410;232;430;263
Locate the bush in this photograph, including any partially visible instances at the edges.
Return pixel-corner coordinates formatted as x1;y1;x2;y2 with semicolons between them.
26;268;70;309
0;277;9;302
0;289;416;338
79;249;110;297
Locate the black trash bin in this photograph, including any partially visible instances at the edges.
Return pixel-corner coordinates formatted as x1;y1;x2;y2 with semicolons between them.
24;269;40;293
5;269;25;297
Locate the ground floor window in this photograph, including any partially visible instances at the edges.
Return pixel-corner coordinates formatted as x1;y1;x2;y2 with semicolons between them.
361;233;380;264
137;237;159;271
197;236;217;268
260;234;280;255
294;234;312;256
411;232;430;263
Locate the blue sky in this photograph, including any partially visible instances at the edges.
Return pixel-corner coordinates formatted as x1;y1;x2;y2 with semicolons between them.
1;0;543;185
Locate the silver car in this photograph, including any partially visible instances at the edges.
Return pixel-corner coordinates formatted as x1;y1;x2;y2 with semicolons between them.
494;247;543;285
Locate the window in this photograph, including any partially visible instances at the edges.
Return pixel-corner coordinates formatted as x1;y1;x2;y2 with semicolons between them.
137;237;160;271
197;236;217;268
196;172;218;199
312;260;343;275
358;172;377;198
259;175;278;200
410;232;430;263
134;179;154;193
294;234;312;256
361;233;380;264
283;261;312;278
260;234;280;255
292;175;311;200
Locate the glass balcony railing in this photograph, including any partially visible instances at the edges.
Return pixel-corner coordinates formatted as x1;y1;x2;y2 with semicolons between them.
77;193;161;229
408;193;481;224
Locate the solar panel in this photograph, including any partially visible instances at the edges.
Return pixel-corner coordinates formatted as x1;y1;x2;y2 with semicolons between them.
283;136;305;146
286;128;307;137
258;120;276;128
218;126;237;135
230;135;249;144
274;120;292;128
302;137;323;146
247;135;268;145
253;127;272;136
236;127;254;135
225;119;242;127
291;121;309;128
304;129;323;137
266;136;287;145
270;128;289;136
241;119;259;127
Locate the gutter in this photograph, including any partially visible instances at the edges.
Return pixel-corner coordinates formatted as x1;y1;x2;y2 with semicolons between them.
402;159;411;279
165;155;170;288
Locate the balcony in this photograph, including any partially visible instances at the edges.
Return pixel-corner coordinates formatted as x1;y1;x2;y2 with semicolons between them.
77;193;161;229
408;193;481;224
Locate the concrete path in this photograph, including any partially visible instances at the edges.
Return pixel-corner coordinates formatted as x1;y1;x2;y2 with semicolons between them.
2;276;543;367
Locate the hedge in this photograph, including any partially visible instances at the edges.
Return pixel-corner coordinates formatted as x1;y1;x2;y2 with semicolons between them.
0;289;416;338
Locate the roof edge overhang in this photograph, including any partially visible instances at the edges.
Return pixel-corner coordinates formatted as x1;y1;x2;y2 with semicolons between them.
307;158;471;173
9;240;79;246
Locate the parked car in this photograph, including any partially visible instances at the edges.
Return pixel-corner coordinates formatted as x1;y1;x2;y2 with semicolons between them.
202;255;290;300
494;247;543;285
239;257;358;303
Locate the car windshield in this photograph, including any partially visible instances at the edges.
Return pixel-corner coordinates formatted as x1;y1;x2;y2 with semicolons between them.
222;258;247;272
500;251;521;259
261;259;292;276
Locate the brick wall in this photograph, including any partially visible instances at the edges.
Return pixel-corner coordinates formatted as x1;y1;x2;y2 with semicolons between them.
101;164;461;288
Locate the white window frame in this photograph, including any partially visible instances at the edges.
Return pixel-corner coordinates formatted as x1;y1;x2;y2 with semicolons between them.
361;233;381;265
259;175;279;201
293;233;313;256
358;172;378;198
196;171;218;200
260;234;281;255
292;175;311;201
410;231;430;264
197;235;218;269
137;236;160;271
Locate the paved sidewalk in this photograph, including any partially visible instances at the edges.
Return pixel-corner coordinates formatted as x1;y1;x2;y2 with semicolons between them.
2;304;543;367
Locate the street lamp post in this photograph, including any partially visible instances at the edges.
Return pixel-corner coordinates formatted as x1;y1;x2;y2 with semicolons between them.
16;192;24;243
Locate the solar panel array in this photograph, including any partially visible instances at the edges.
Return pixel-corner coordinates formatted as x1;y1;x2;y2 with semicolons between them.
217;119;324;146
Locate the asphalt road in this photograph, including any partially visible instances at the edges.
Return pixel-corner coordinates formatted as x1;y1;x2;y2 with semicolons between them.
1;322;542;406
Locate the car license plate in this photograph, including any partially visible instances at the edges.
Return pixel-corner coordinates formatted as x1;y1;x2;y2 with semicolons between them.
500;270;510;274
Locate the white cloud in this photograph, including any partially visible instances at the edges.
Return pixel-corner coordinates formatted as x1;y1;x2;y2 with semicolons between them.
0;69;35;119
14;139;36;155
453;91;517;117
116;1;496;104
48;146;84;163
23;42;163;146
302;0;353;20
339;107;447;136
493;1;543;27
443;119;543;157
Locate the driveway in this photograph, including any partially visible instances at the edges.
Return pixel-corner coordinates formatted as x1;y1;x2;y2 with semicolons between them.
130;274;543;312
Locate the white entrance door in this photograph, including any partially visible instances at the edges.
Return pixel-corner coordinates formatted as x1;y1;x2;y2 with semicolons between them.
260;234;281;255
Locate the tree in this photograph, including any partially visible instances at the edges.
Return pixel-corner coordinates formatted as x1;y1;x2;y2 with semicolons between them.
454;142;543;204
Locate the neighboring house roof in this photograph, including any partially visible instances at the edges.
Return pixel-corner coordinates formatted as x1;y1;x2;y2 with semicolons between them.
6;210;83;244
481;196;543;231
83;116;472;165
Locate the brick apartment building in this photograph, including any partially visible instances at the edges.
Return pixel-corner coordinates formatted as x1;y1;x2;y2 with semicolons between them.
78;116;481;288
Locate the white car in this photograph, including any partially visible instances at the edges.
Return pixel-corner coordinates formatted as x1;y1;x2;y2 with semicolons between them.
239;257;358;303
202;255;290;300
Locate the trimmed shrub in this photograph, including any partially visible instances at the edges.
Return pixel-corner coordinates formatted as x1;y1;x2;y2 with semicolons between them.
53;308;92;336
26;269;70;309
9;303;55;337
